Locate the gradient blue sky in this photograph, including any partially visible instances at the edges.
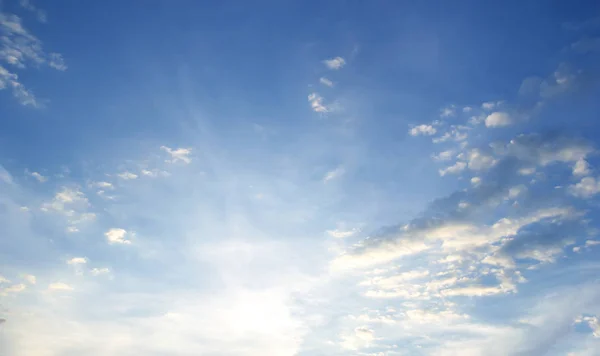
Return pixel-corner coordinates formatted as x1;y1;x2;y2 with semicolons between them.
1;1;600;355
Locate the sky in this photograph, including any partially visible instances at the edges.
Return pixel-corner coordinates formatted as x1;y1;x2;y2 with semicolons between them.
1;0;600;355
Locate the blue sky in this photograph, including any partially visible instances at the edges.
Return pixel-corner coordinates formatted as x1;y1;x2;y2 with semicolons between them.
1;0;600;355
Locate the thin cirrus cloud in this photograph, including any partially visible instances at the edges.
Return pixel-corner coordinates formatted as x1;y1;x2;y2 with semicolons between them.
2;2;600;356
0;8;66;107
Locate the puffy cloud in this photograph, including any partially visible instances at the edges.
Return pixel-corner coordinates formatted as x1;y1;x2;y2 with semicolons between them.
48;282;73;291
105;228;131;245
161;146;192;164
569;177;600;198
467;149;497;171
323;56;346;70
470;176;482;186
319;77;333;87
573;159;590;176
409;124;437;136
439;161;466;176
308;92;329;113
485;112;512;127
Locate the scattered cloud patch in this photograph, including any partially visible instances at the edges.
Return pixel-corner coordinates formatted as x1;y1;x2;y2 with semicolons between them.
308;92;329;113
90;267;110;276
323;56;346;70
485;112;512;127
327;228;357;239
440;105;456;118
67;257;87;265
432;150;454;161
105;228;131;245
573;159;590;176
409;124;436;136
48;282;73;291
323;166;345;182
161;146;192;164
439;161;466;176
29;171;47;182
569;177;600;198
117;171;138;180
319;77;333;87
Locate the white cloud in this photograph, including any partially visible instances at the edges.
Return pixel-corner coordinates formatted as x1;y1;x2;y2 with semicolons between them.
23;274;36;284
485;112;512;127
323;56;346;70
432;150;454;161
585;240;600;247
463;106;473;112
117;171;138;180
569;177;600;198
508;185;527;199
319;77;333;87
0;12;66;106
0;275;10;283
467;149;497;171
30;171;47;182
471;176;482;186
105;228;131;245
481;101;502;110
161;146;192;164
2;283;26;293
67;257;87;265
439;161;466;176
327;228;357;238
573;159;590;176
409;124;437;136
48;52;67;71
90;267;110;276
91;181;113;189
440;105;456;118
308;92;329;113
574;315;600;338
323;166;345;182
48;282;73;291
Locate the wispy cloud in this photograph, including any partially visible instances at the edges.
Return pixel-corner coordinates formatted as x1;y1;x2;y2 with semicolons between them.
0;11;66;106
161;146;192;164
319;77;333;87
